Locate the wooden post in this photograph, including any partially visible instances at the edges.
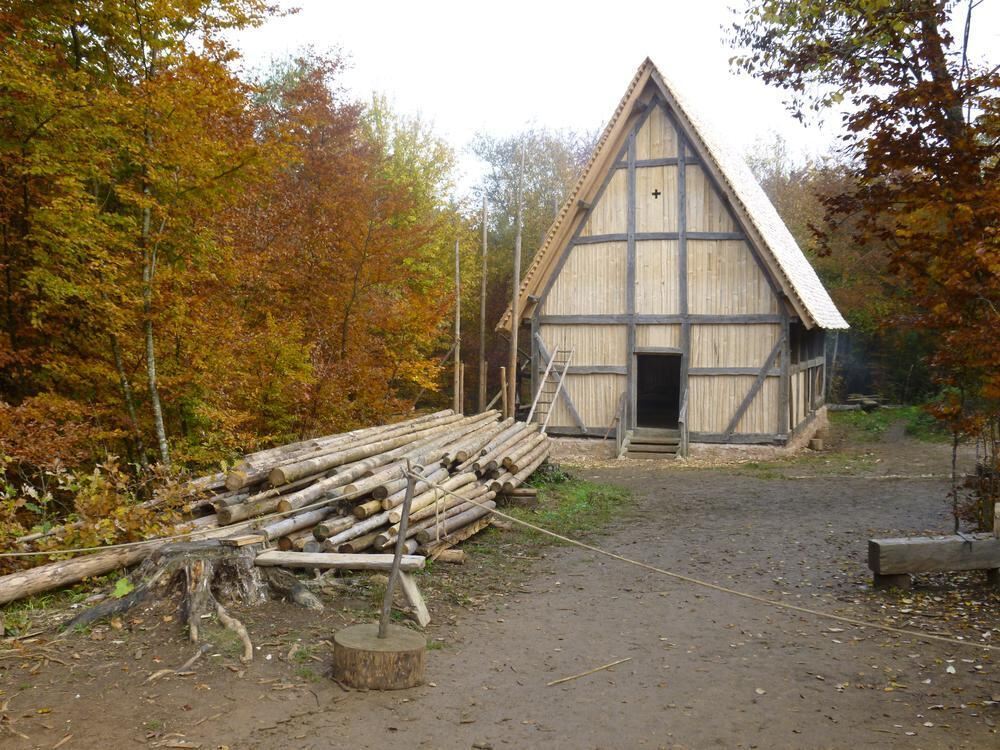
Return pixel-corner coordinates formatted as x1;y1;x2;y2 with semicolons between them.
379;468;419;638
478;196;488;413
500;366;508;421
508;145;525;419
453;238;461;414
459;362;465;415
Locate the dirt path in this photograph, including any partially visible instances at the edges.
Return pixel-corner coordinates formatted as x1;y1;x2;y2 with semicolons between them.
2;428;998;749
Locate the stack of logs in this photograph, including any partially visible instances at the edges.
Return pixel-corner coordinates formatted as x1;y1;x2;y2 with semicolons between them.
197;409;548;558
0;410;549;605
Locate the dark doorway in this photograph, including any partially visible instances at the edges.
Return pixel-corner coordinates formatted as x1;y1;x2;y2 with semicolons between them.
636;354;681;428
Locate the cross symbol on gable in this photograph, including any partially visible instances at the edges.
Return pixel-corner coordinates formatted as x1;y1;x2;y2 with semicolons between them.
652;189;661;199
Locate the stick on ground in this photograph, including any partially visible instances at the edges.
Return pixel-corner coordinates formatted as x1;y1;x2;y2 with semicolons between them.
546;657;632;687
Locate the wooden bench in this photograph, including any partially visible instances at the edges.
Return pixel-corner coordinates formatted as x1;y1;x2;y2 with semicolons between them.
868;534;1000;589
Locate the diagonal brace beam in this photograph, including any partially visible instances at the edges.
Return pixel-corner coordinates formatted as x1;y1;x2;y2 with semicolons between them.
724;337;783;437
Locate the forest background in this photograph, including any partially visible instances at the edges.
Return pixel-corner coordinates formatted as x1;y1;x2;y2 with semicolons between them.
0;0;996;553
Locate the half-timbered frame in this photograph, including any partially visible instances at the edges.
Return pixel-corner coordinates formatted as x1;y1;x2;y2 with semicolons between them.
498;59;848;447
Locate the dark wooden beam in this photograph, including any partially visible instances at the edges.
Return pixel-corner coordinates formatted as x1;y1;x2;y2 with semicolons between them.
567;365;627;375
688;432;786;444
869;535;1000;576
539;313;783;325
573;231;746;245
677;126;690;421
779;306;790;434
545;426;615;438
626;128;637;430
634;346;682;355
690;367;781;376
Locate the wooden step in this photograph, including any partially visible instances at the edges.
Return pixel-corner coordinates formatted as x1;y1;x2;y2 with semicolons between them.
630;437;680;447
627;450;678;460
628;444;678;455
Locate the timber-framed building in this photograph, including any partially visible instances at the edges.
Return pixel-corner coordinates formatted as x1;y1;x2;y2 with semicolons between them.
498;58;848;453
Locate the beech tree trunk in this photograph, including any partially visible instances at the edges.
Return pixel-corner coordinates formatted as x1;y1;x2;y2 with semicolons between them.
110;333;148;467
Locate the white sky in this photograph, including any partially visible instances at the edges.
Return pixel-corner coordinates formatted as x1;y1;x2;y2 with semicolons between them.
233;0;1000;194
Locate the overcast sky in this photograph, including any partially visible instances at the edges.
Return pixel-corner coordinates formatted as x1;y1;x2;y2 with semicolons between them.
233;0;1000;194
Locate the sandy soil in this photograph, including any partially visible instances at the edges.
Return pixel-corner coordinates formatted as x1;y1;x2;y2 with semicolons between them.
2;421;997;749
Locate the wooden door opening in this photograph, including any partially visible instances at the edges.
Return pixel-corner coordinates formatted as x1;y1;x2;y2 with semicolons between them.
635;354;681;429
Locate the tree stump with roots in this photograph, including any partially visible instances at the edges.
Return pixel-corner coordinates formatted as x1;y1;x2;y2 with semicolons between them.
65;540;269;662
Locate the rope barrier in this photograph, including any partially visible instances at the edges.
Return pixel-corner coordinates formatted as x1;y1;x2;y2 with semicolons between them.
402;469;1000;655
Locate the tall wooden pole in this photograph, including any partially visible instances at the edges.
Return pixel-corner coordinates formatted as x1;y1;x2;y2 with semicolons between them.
507;146;525;419
453;239;461;413
478;196;488;413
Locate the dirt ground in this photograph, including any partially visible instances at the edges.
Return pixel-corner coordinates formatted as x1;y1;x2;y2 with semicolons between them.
2;418;998;749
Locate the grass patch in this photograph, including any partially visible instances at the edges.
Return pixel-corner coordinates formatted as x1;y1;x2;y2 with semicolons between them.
506;477;632;545
830;405;949;443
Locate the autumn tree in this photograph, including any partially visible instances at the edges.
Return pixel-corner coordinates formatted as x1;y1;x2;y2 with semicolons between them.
469;128;596;402
213;54;470;446
747;138;935;402
732;0;1000;526
0;1;272;471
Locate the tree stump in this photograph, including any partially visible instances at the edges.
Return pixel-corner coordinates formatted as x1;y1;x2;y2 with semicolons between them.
64;540;267;662
332;623;425;689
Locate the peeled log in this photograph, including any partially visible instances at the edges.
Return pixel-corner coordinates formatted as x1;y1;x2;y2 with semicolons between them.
352;498;384;519
386;471;478;519
337;530;383;553
502;432;547;471
258;507;335;541
321;511;391;549
420;515;494;556
378;466;449;507
270;414;465;485
254;551;425;571
0;519;230;606
312;515;356;541
507;440;550;475
226;410;453;490
415;501;496;544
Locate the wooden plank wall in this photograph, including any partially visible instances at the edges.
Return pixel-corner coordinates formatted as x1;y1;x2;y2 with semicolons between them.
687;241;779;316
689;324;779;368
538;325;627;365
548;374;624;428
580;171;627;236
544;242;626;315
635;240;680;314
690;376;778;434
636;325;681;348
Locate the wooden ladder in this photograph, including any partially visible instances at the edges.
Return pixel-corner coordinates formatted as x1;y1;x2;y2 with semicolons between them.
527;348;574;432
